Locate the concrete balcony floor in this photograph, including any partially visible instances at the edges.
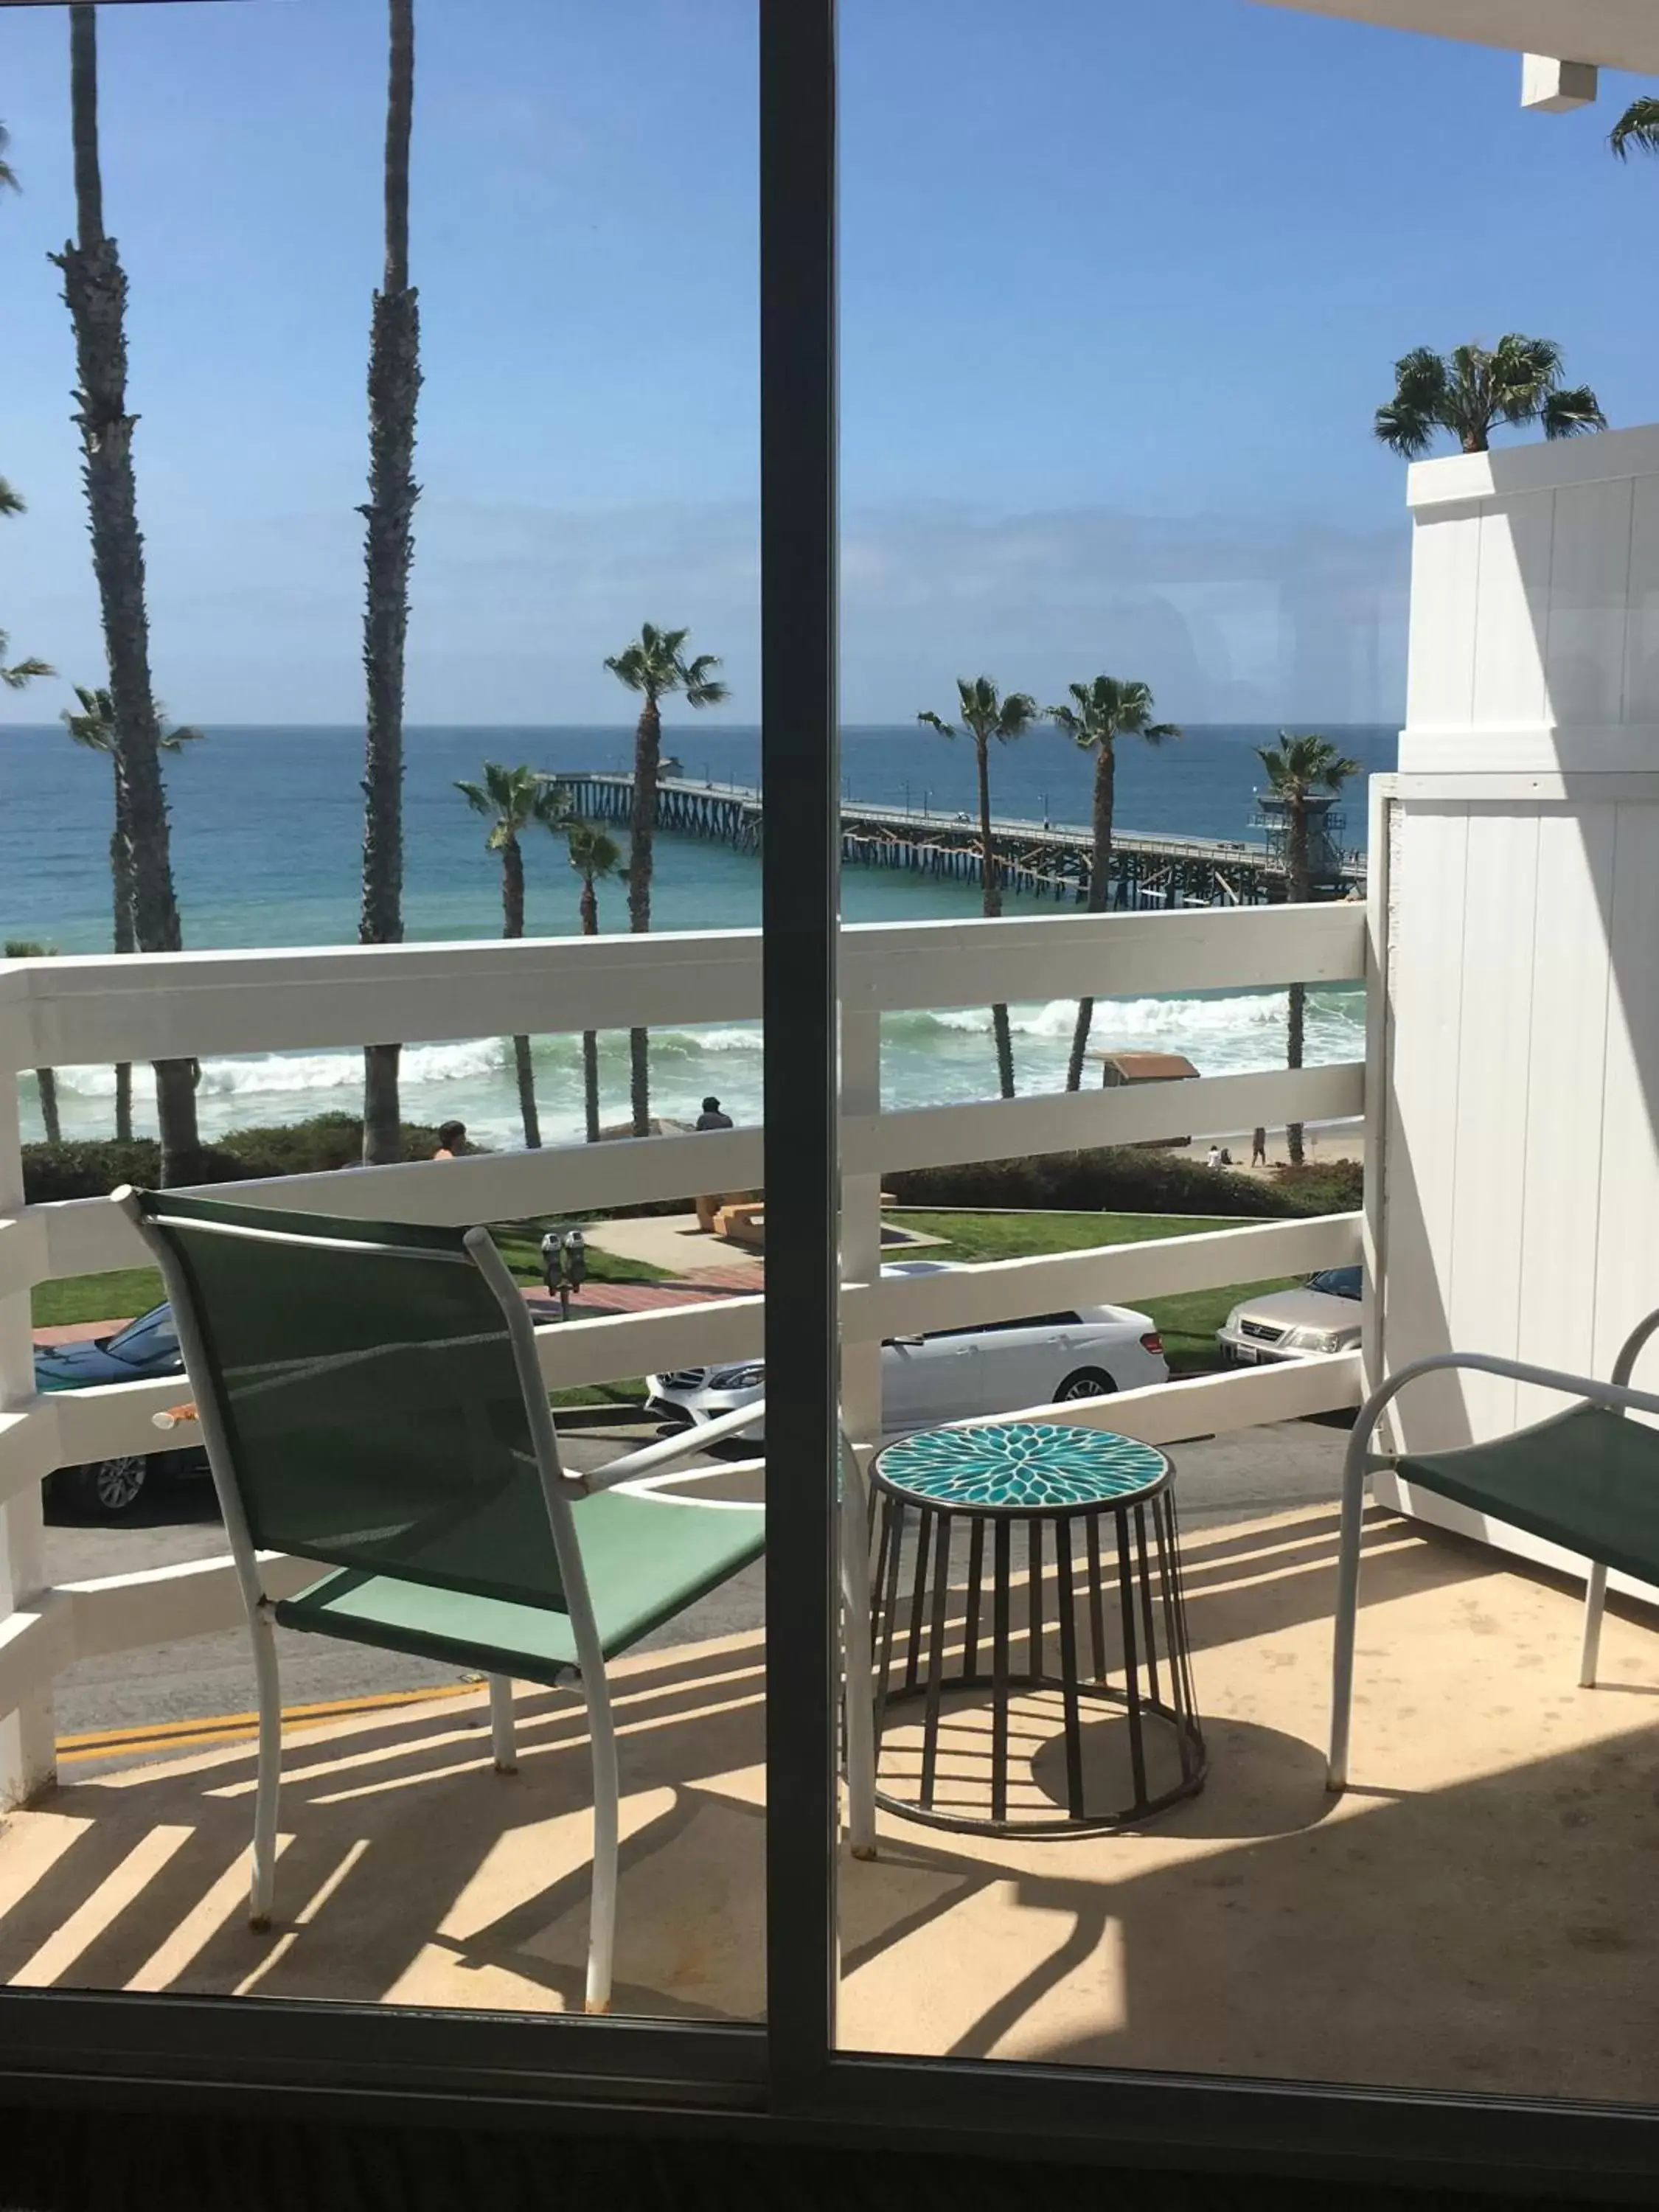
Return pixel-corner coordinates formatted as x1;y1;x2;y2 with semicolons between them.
4;1484;1659;2102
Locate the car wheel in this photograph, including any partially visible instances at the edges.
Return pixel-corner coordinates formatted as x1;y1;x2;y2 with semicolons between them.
72;1455;150;1520
1056;1368;1115;1402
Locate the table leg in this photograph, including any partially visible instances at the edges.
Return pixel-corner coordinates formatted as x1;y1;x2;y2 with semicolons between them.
1055;1516;1084;1820
919;1512;952;1810
1116;1509;1148;1812
992;1517;1011;1825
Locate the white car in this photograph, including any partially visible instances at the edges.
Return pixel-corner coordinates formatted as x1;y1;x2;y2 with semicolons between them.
1216;1265;1363;1364
645;1260;1169;1440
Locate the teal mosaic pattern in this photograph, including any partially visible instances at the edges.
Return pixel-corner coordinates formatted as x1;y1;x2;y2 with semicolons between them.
874;1422;1169;1512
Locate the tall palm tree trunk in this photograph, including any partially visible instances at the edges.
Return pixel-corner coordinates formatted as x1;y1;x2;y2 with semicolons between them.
1065;742;1115;1093
55;6;199;1185
975;734;1015;1099
110;776;135;1141
580;872;602;1144
36;1068;60;1146
499;835;540;1149
359;0;420;1166
627;693;661;1134
1286;802;1309;1167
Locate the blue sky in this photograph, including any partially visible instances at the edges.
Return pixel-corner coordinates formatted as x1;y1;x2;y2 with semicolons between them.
1;0;1655;726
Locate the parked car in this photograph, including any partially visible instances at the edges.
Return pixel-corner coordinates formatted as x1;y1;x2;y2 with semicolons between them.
646;1260;1169;1441
1215;1265;1363;1366
35;1303;207;1520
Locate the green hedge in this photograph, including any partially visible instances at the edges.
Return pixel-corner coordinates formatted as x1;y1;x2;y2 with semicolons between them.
884;1147;1362;1218
21;1113;470;1203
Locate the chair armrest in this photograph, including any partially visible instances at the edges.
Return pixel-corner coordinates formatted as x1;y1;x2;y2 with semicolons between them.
586;1399;767;1489
1614;1309;1659;1388
1351;1350;1659;1482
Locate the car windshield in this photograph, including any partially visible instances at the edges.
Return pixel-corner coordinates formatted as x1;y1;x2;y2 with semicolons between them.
105;1307;179;1366
1306;1267;1362;1301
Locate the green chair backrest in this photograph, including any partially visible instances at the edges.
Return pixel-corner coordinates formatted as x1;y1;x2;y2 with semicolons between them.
132;1189;568;1610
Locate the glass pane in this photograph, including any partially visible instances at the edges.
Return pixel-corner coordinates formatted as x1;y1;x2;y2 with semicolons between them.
0;0;765;2033
834;0;1659;2111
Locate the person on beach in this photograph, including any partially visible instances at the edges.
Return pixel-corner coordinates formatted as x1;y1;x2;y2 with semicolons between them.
1206;1142;1222;1169
695;1096;734;1231
433;1120;466;1160
1252;1127;1267;1166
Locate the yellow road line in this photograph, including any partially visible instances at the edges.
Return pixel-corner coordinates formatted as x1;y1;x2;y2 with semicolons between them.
57;1678;481;1763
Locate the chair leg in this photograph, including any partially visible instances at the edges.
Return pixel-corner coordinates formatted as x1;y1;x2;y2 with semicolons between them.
489;1674;518;1773
840;1448;878;1860
248;1601;282;1930
584;1668;621;2014
1327;1433;1369;1793
1579;1562;1609;1688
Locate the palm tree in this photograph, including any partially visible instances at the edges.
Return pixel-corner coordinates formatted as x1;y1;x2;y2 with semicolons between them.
1048;677;1180;1092
359;0;421;1166
0;479;52;692
603;624;728;1133
62;685;202;1141
1256;732;1360;1167
1611;95;1659;162
1374;337;1604;458
52;4;200;1185
456;763;568;1150
5;943;60;1144
918;676;1039;1099
566;821;622;1144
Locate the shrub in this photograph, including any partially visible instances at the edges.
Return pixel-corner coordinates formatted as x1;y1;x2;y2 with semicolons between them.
21;1113;475;1203
1270;1157;1363;1214
885;1146;1359;1218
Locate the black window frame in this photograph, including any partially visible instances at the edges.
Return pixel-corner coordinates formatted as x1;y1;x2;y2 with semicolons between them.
2;3;1657;2193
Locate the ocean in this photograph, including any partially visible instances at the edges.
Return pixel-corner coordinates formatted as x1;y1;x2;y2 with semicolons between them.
0;721;1391;1147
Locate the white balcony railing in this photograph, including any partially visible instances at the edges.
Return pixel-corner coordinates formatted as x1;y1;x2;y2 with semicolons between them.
0;899;1370;1804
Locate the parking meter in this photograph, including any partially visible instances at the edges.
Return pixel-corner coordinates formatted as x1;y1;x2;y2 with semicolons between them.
563;1228;588;1291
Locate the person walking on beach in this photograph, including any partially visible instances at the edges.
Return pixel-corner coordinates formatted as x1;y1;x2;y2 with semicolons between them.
695;1095;734;1232
433;1120;466;1159
1251;1127;1267;1167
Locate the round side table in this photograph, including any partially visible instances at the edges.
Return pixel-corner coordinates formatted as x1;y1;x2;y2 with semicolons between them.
868;1421;1205;1836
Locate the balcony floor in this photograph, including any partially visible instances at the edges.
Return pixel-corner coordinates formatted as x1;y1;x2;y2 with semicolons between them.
5;1497;1659;2100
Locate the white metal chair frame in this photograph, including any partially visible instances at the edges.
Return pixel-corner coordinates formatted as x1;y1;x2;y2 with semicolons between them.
1329;1304;1659;1794
120;1192;877;2015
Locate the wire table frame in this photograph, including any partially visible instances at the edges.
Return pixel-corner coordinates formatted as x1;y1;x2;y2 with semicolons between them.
867;1422;1206;1837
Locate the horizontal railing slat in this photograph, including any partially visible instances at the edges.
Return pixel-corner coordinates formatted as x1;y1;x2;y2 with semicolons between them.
852;1062;1364;1177
0;902;1364;1069
0;1220;1359;1489
29;1354;1362;1669
10;1065;1354;1290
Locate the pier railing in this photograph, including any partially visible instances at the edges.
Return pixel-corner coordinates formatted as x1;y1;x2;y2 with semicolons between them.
561;771;1368;905
0;898;1369;1802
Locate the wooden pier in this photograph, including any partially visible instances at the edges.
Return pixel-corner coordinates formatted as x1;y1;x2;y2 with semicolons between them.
559;773;1366;908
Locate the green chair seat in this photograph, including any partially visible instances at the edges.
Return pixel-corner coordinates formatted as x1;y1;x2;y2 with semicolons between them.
1399;1402;1659;1587
276;1486;765;1682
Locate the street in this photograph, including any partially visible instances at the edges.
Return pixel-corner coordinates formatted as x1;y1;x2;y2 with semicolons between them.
44;1412;1346;1774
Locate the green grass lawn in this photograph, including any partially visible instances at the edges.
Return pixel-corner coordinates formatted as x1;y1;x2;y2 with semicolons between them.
897;1209;1297;1375
29;1219;672;1332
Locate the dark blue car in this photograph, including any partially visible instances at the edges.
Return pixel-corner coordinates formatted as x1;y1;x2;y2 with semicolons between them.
36;1304;208;1519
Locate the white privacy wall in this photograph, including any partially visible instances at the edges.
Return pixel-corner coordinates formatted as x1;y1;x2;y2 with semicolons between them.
1376;423;1659;1588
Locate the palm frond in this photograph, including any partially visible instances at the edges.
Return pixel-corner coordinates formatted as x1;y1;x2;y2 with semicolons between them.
0;479;24;518
567;821;622;877
0;120;16;196
1610;96;1659;159
455;778;492;816
917;709;956;740
1;657;52;689
1542;383;1607;439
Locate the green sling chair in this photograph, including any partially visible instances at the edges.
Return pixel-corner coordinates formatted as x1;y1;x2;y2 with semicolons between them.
121;1187;878;2014
1329;1310;1659;1793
